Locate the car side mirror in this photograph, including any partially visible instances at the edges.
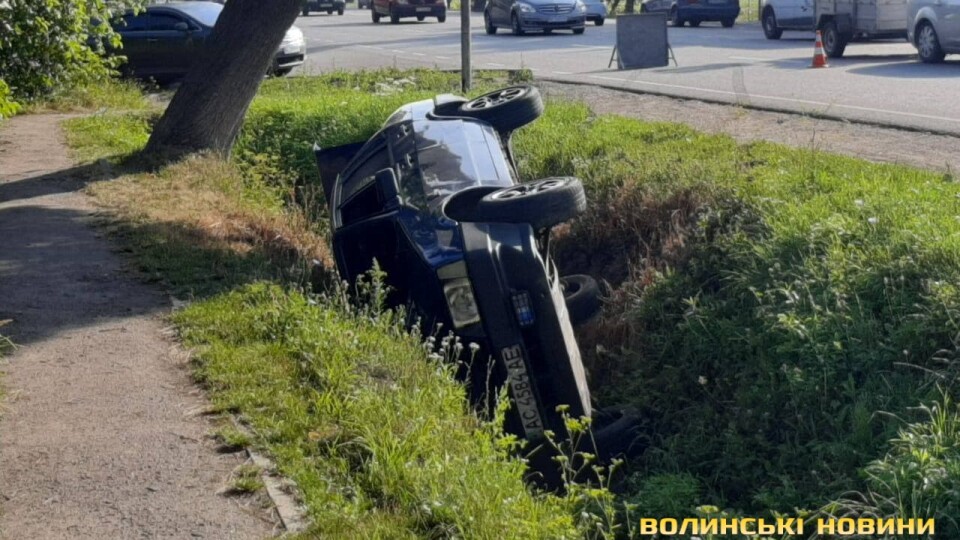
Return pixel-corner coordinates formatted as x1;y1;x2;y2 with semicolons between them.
374;168;402;210
174;22;190;32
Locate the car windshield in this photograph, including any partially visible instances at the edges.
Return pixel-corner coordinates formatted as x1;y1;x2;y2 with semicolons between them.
172;2;222;27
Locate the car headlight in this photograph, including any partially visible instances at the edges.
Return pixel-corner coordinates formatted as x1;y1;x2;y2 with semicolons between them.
576;1;587;12
282;26;304;48
517;2;536;13
443;278;481;329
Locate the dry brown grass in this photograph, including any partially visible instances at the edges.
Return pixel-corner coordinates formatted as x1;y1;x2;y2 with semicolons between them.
87;154;333;287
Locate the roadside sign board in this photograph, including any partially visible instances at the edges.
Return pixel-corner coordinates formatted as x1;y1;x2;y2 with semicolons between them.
614;13;670;69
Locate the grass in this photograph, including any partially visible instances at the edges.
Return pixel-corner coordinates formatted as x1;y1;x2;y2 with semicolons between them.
64;68;957;533
23;78;150;115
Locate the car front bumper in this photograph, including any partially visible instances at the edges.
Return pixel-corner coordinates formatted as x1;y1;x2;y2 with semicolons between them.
274;44;306;70
306;0;345;8
585;4;607;19
517;12;586;29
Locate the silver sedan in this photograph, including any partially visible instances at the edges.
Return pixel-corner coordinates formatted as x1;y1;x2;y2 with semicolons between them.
907;0;960;63
582;0;607;24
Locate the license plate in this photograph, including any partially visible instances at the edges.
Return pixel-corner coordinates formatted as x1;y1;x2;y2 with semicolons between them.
416;6;431;11
550;15;567;22
319;2;333;6
502;345;544;440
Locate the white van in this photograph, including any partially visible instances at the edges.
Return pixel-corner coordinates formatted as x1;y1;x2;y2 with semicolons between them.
760;0;815;39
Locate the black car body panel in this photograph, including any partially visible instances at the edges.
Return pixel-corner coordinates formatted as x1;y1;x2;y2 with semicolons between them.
317;95;593;446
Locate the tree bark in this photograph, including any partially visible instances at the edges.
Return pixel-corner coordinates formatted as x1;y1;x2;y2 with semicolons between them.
625;0;636;13
143;0;302;159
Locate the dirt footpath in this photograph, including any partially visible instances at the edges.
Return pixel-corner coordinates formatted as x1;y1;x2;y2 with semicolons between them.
540;81;960;174
0;115;275;539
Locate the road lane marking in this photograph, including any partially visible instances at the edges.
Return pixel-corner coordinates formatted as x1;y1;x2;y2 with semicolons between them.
584;74;960;124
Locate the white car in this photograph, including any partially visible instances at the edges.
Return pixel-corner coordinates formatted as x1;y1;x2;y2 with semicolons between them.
760;0;814;39
908;0;960;62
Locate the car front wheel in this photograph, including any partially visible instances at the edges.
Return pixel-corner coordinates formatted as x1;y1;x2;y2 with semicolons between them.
670;7;683;26
595;17;604;26
917;22;946;63
455;85;543;133
372;8;380;21
721;17;734;27
390;10;400;23
512;13;525;35
573;27;585;34
560;274;601;326
438;12;446;22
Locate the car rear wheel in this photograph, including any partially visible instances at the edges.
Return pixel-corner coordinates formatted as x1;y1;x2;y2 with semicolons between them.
595;17;604;26
670;7;683;26
721;17;734;27
438;13;446;22
390;11;400;23
761;8;781;39
917;22;946;63
484;10;497;33
302;7;310;15
327;8;334;13
822;20;848;58
572;27;584;34
417;14;425;20
372;8;380;21
455;85;544;133
444;177;586;231
512;13;525;35
560;275;601;326
688;19;700;27
338;6;345;14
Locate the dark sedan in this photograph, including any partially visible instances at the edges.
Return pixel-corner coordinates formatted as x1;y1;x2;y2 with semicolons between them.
111;2;306;81
484;0;587;35
641;0;740;27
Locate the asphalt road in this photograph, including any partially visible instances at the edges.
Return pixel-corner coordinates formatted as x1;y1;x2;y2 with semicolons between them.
295;8;960;135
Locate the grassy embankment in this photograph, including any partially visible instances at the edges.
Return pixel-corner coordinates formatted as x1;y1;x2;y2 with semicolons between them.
65;69;960;534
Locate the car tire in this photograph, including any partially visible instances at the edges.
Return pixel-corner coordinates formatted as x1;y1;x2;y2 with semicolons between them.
560;274;601;326
455;85;544;133
302;7;310;15
417;14;425;20
761;8;782;39
484;10;497;33
327;8;334;13
688;19;700;27
916;21;946;63
338;6;345;14
438;13;446;22
572;27;584;34
822;20;848;58
595;17;604;26
512;13;525;35
273;67;294;77
721;17;734;27
670;7;683;26
390;11;400;23
444;177;586;231
372;8;380;21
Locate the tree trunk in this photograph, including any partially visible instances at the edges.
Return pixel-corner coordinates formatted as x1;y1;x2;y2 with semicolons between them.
143;0;302;159
625;0;636;13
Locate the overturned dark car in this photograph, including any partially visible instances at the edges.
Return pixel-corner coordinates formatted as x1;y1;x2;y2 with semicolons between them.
314;86;635;483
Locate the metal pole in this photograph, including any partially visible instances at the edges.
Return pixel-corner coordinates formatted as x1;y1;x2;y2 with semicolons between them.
461;0;471;91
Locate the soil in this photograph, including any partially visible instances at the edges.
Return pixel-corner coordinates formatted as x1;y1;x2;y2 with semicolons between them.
0;115;276;539
539;81;960;174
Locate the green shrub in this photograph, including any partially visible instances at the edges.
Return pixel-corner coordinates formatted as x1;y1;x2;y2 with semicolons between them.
0;79;21;120
0;0;142;101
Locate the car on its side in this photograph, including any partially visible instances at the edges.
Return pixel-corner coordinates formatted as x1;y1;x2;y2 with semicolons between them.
110;2;305;80
484;0;587;35
303;0;347;15
759;0;814;38
642;0;740;27
313;86;638;484
371;0;447;23
908;0;960;63
583;0;607;25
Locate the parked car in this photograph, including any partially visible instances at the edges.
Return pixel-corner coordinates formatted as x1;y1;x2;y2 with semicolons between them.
110;2;305;80
814;0;908;57
303;0;346;15
908;0;960;63
372;0;447;23
484;0;587;35
583;0;608;25
359;0;372;7
759;0;814;38
313;86;636;484
642;0;740;26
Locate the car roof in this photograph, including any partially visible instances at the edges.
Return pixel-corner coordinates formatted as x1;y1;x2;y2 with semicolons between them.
147;1;223;26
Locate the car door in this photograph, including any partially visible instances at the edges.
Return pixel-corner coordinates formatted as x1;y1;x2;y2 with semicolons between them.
940;0;960;49
772;0;798;26
491;0;508;25
113;12;151;76
797;0;814;29
146;11;196;77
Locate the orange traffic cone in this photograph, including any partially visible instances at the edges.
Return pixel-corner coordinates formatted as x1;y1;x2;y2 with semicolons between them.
811;30;829;68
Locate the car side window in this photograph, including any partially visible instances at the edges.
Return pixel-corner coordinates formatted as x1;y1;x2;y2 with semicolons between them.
149;13;188;31
116;13;148;32
341;139;390;202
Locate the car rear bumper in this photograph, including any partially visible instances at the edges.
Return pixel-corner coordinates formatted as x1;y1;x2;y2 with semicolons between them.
518;13;586;29
306;0;345;8
391;4;446;16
